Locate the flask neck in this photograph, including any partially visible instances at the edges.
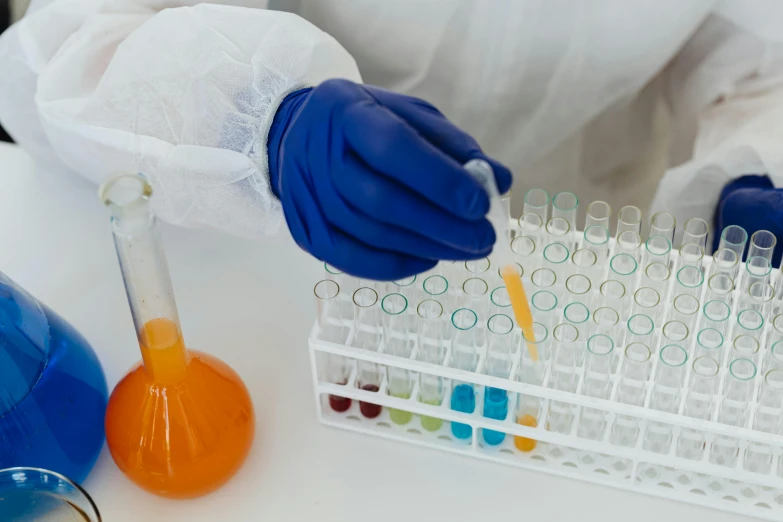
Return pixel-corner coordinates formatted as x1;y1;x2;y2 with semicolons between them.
101;174;188;383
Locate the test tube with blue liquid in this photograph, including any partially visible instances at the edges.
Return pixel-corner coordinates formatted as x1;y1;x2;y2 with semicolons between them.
482;314;516;445
449;308;480;440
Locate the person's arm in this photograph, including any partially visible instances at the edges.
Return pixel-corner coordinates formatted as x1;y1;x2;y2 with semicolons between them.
0;0;361;237
651;3;783;263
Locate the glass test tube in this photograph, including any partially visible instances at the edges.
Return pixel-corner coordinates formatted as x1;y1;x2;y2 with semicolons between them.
745;370;783;473
611;343;652;447
674;266;704;301
531;268;557;289
584;226;610;261
518;212;544;260
678;243;704;272
731;334;760;367
465;257;491;280
643;344;688;453
546;217;571;251
632;287;661;324
719;225;748;260
737;308;765;341
682;218;709;249
450;308;480;440
627;314;655;346
353;287;383;418
548;322;580;435
462;277;490;322
643;262;671;299
578;334;616;440
524;188;550;225
382;293;415;425
662;320;689;344
609;253;638;289
563;302;590;357
711;358;757;467
677;356;720;460
617;205;643;235
616;230;643;262
694;328;724;361
643;236;672;271
315;280;352;412
483;314;516;445
744;257;772;299
325;263;357;300
749;230;777;263
542;242;570;286
552;192;579;238
702;299;731;336
586;201;612;231
710;248;740;281
764;340;783;375
591;307;623;356
599;280;628;316
390;275;418;304
417;299;447;431
511;235;538;273
423;274;454;320
531;290;559;332
565;274;592;306
706;273;734;308
743;282;775;319
572;248;599;287
490;286;513;318
672;294;700;333
649;212;676;244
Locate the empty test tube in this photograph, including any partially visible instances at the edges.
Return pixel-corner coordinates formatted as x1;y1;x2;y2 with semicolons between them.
694;328;724;361
627;314;655;346
711;358;757;467
578;334;616;440
677;356;720;460
682;218;709;249
511;235;538;272
744;256;772;295
678;243;704;272
632;287;661;323
643;345;688;453
483;314;517;445
549;324;580;435
417;300;446;431
599;280;628;313
382;293;415;425
465;257;491;279
591;307;622;356
315;280;352;412
710;248;740;281
617;205;643;235
616;230;643;262
719;225;748;259
353;287;383;418
671;294;700;333
743;281;775;318
643;262;671;299
552;192;579;240
524;188;550;225
584;226;611;261
586;201;612;230
749;230;777;263
609;253;638;288
706;273;734;308
674;266;704;300
390;275;418;303
564;302;590;344
531;290;558;331
542;242;570;283
611;343;653;447
565;274;592;306
462;277;490;322
662;320;689;344
764;340;783;374
531;267;557;289
572;248;599;286
643;236;672;270
489;286;513;317
649;212;676;244
702;299;731;336
737;308;765;341
450;308;480;440
546;217;571;249
745;370;783;473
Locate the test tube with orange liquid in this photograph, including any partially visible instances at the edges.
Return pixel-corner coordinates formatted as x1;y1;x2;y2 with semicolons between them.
464;160;540;452
100;174;255;498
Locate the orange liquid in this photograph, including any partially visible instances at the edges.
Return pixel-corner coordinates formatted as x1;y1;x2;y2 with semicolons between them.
105;318;255;498
513;414;538;452
501;265;538;361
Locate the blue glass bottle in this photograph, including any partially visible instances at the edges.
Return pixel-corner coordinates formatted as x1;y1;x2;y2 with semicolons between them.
0;272;108;483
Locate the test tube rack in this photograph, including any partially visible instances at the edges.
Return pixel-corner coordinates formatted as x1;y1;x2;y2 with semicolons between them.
309;222;783;521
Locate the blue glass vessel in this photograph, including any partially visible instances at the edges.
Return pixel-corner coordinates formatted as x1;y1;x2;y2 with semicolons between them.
0;272;108;483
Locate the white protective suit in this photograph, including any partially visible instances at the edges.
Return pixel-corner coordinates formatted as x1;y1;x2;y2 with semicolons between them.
1;0;783;240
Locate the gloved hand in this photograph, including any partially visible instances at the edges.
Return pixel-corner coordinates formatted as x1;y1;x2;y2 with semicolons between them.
268;79;512;281
713;174;783;264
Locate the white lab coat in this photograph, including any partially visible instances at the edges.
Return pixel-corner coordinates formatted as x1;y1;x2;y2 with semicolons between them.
1;0;782;240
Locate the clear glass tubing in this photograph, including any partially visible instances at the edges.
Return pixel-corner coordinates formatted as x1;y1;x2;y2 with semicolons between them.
524;188;550;225
585;201;612;232
552;191;579;236
617;205;642;235
649;212;676;244
719;225;748;260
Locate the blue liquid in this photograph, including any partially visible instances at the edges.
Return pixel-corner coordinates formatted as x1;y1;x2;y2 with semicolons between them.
450;384;475;440
482;387;508;446
0;275;108;483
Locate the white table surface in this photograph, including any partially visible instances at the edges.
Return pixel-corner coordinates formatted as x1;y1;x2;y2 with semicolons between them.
0;142;749;522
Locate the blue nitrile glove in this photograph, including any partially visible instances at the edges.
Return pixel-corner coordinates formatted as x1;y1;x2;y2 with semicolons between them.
713;174;783;264
267;79;512;281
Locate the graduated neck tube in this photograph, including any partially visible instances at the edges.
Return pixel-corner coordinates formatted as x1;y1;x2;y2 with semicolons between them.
101;174;188;384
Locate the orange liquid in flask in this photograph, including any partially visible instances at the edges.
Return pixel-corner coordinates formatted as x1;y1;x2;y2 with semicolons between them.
105;318;254;498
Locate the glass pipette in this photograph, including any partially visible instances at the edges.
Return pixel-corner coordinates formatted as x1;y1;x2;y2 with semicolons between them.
464;160;538;361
